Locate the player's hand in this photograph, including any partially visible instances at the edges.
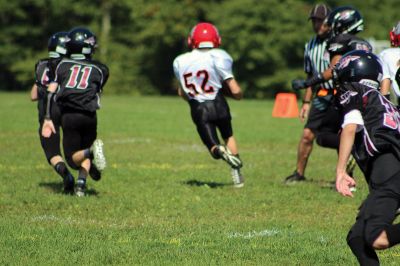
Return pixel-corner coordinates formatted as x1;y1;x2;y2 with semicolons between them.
292;79;307;90
336;171;356;197
41;119;56;138
299;103;310;122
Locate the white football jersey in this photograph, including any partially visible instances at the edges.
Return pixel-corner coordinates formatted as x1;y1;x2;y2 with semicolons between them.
379;48;400;97
173;49;234;102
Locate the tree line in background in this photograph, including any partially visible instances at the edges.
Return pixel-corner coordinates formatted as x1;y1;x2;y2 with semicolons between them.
0;0;398;97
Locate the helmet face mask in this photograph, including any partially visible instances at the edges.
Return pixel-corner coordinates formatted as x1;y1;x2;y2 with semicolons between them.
188;22;221;49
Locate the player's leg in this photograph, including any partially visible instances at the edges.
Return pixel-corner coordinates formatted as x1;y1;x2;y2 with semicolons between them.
218;118;244;188
284;127;315;183
346;210;380;266
285;102;327;183
39;120;75;193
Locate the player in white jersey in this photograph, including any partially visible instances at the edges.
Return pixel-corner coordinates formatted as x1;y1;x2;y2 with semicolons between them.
173;22;244;188
379;21;400;106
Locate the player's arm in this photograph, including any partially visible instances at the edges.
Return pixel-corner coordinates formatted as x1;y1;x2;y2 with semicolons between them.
381;79;391;98
336;122;357;197
223;78;243;100
30;84;38;101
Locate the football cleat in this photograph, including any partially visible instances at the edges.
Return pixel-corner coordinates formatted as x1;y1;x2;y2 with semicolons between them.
231;168;244;188
63;173;75;194
89;164;101;181
75;179;86;197
91;139;106;171
216;145;243;169
284;170;306;184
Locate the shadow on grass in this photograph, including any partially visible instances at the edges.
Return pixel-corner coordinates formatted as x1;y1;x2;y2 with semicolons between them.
183;179;230;188
38;181;99;196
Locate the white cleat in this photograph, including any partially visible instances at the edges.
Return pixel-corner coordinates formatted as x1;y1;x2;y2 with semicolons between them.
231;168;244;188
217;145;242;169
91;139;106;171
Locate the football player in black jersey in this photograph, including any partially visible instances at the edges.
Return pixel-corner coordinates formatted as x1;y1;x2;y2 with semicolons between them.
42;27;109;197
289;6;371;182
334;50;400;265
30;32;75;193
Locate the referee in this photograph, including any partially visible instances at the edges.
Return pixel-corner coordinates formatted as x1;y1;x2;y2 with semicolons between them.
285;4;338;183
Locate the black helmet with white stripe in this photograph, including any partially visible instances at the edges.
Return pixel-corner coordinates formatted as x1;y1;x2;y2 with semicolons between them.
48;32;68;58
327;6;364;36
333;50;382;90
66;27;97;57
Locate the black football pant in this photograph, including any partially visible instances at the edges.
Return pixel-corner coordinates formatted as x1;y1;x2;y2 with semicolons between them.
189;93;233;151
39;103;62;163
347;158;400;265
61;111;97;170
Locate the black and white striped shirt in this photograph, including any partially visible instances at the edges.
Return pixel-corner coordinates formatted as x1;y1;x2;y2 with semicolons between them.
304;36;334;90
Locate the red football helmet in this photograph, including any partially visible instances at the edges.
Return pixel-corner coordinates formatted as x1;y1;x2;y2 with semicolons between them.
390;22;400;47
187;22;221;49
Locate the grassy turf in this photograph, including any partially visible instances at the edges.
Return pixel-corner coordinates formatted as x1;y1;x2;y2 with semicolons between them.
0;92;399;265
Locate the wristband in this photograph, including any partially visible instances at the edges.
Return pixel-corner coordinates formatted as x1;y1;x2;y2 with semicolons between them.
302;100;311;104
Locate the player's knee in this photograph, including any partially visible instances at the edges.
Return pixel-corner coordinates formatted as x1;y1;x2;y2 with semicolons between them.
302;129;314;143
371;230;390;250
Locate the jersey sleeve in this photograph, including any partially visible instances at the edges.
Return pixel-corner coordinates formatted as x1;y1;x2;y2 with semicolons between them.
173;58;180;80
379;51;391;80
100;63;110;89
34;61;41;85
342;109;364;130
212;49;234;81
304;42;312;75
47;58;60;83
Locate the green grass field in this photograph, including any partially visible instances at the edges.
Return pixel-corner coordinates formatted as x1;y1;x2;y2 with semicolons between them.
1;92;399;265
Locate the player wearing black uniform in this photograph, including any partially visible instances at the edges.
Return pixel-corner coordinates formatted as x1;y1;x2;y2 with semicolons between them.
30;32;75;193
42;27;109;197
289;6;371;181
334;50;400;266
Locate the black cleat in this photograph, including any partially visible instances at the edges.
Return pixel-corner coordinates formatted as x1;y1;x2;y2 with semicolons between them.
63;173;75;194
284;170;306;184
89;165;101;181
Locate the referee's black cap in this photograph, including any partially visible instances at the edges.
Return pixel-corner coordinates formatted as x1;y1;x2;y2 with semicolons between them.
308;4;331;20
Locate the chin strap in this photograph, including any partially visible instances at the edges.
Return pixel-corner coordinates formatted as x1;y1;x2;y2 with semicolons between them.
45;92;55;120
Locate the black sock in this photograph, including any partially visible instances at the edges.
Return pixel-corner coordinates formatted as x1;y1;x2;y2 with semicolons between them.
83;148;92;159
386;224;400;247
211;147;221;159
348;237;379;266
54;162;71;180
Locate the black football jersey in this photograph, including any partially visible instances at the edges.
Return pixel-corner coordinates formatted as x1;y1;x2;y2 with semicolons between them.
34;59;51;120
327;34;372;58
340;83;400;180
54;58;109;112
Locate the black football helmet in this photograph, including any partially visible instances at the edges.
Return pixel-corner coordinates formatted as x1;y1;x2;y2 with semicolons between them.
333;50;382;91
48;32;68;58
66;27;97;57
327;6;364;36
